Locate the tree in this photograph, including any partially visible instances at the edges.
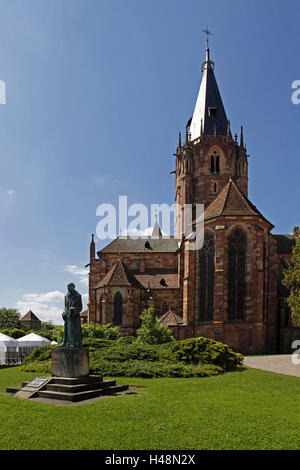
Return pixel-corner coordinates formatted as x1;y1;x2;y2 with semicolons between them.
136;306;175;344
282;227;300;326
0;308;21;329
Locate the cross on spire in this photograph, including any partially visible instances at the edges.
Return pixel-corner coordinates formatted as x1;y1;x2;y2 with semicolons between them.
202;27;213;49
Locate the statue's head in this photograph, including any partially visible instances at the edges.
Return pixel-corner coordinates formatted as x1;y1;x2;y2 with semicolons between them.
67;282;75;293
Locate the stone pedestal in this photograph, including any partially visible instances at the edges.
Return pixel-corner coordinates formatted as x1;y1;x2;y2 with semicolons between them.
51;347;89;378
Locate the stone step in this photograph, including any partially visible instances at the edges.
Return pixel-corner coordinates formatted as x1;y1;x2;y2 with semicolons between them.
45;380;116;393
100;384;129;395
7;381;30;393
50;375;103;385
6;386;21;394
37;384;129;402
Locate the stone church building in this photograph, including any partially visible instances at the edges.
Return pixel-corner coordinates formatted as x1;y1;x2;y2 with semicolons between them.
87;44;297;354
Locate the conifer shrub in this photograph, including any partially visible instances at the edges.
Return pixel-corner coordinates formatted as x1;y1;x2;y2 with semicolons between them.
90;342;164;363
19;333;243;377
158;337;243;371
117;336;136;345
20;360;51;375
89;358;223;378
81;338;114;349
21;344;54;365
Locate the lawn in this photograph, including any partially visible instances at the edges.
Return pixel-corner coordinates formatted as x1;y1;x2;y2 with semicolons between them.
0;366;299;450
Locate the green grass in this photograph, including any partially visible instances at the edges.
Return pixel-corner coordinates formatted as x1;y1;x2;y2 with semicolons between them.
0;366;300;450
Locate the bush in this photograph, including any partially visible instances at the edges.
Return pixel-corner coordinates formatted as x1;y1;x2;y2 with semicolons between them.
117;336;136;345
21;344;55;365
0;328;27;339
89;358;223;378
21;360;51;375
158;337;243;371
81;323;120;340
82;338;114;349
136;307;175;345
19;334;243;378
90;342;165;363
54;327;64;344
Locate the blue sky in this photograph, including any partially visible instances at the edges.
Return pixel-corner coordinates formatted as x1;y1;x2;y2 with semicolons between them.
0;0;299;324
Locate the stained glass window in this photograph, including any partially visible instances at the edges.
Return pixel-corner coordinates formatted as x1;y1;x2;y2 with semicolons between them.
211;156;215;173
228;229;246;320
99;294;103;323
216;155;220;174
113;292;123;325
199;233;215;321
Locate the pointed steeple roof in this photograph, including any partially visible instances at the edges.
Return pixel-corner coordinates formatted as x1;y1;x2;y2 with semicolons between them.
152;217;162;238
96;258;144;289
20;310;40;322
199;178;273;226
190;46;228;139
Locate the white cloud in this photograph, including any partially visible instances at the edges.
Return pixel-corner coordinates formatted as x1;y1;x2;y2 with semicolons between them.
64;265;89;287
23;290;64;303
16;290;65;325
16;286;88;326
8;189;16;196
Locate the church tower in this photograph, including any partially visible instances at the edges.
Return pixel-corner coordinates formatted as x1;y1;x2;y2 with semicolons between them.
175;36;278;355
175;41;249;224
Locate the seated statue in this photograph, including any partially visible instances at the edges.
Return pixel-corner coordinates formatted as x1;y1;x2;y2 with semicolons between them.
59;283;83;348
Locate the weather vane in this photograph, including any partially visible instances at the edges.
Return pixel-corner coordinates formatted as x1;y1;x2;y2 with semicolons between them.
202;27;213;48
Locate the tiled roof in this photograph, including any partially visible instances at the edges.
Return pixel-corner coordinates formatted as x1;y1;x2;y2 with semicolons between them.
20;310;41;322
98;236;179;254
96;259;144;289
158;309;184;326
135;273;179;289
199;178;273;225
273;234;296;254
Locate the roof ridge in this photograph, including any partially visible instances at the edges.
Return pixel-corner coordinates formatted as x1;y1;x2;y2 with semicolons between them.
96;258;144;289
106;260;120;284
228;178;256;212
220;179;231;213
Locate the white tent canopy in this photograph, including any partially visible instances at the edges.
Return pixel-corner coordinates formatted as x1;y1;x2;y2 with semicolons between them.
0;332;19;350
17;333;51;347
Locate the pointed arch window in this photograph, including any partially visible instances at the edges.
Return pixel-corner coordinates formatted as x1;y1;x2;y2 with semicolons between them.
210;152;220;174
199;233;215;322
210;155;215;174
215;155;220;174
228;229;247;320
99;294;103;323
113;292;123;326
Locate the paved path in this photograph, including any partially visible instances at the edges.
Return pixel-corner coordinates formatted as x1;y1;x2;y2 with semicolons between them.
244;355;300;378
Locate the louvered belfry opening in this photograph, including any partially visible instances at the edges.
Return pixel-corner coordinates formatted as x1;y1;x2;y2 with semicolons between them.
199;233;215;322
113;292;123;326
228;229;247;320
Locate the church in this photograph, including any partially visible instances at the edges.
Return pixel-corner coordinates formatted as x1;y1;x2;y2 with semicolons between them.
86;42;297;355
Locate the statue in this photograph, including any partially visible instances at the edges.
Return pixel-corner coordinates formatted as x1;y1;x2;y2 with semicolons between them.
60;283;83;348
